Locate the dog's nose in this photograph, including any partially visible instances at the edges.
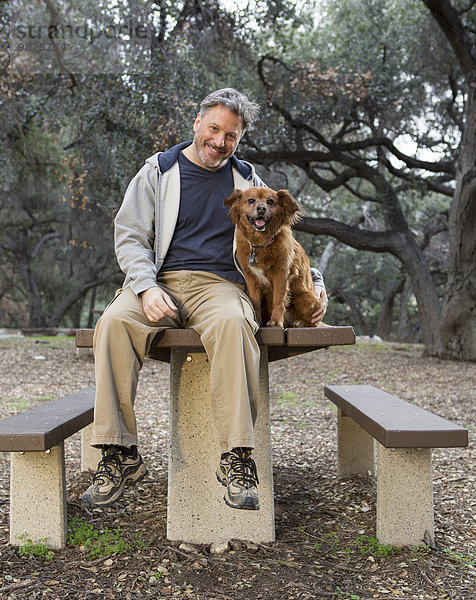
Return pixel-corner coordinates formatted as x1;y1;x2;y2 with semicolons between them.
256;204;267;214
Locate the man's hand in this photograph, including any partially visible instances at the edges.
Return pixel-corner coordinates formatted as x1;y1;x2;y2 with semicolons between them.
141;286;178;322
311;285;328;326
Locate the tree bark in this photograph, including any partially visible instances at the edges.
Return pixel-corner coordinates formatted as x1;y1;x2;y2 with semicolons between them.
439;84;476;360
422;0;476;360
18;265;46;328
376;275;406;340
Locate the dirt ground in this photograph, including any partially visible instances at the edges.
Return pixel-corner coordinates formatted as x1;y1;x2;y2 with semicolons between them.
0;336;474;600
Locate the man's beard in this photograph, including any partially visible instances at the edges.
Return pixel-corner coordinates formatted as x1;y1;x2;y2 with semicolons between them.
195;139;230;169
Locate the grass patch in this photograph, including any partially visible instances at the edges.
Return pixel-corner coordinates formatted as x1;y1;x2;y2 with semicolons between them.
336;586;361;600
277;392;298;406
30;335;75;341
67;517;149;559
443;547;475;570
17;536;55;560
354;535;396;558
302;529;399;560
3;396;51;412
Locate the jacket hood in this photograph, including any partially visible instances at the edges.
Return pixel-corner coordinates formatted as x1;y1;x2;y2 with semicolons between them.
144;142;255;180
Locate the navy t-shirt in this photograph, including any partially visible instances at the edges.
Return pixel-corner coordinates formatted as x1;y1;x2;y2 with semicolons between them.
160;152;244;284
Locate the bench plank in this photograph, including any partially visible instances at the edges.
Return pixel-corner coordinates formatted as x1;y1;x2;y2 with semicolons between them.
0;387;95;452
286;326;355;347
324;385;468;448
75;326;355;363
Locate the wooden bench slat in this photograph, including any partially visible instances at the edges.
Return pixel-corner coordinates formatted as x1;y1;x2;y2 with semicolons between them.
77;327;287;348
0;387;95;452
324;385;468;448
286;326;355;347
75;327;355;363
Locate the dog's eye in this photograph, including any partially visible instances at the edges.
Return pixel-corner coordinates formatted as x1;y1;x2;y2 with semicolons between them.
267;198;274;206
247;198;255;205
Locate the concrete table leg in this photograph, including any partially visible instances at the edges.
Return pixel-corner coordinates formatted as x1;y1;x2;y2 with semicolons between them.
81;424;102;473
337;409;375;476
376;445;434;547
167;347;275;544
10;444;67;549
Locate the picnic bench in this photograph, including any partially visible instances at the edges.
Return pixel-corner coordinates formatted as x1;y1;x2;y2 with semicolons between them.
0;325;355;549
0;388;97;548
324;385;468;547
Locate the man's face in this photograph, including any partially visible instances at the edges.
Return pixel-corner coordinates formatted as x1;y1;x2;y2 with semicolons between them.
191;105;243;170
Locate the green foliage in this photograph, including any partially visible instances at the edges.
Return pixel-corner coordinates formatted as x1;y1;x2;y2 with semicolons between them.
443;547;475;570
67;517;149;559
277;391;298;405
17;536;55;560
336;586;361;600
410;543;432;559
3;396;51;412
304;528;398;560
354;535;396;558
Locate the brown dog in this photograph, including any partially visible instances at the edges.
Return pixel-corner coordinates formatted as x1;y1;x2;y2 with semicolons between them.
224;186;321;327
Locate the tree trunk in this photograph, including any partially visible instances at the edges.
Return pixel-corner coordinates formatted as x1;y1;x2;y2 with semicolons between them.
376;274;405;340
87;287;97;329
396;277;412;342
421;0;476;360
396;232;442;355
21;266;46;328
47;278;111;327
332;287;373;336
440;84;476;360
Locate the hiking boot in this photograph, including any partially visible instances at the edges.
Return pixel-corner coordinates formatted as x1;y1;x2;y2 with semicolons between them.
81;445;148;508
216;447;260;510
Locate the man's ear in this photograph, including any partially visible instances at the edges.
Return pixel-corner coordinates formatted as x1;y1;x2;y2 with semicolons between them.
277;189;303;226
193;112;201;133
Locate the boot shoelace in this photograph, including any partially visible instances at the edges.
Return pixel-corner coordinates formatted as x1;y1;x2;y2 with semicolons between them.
93;448;122;485
228;452;259;488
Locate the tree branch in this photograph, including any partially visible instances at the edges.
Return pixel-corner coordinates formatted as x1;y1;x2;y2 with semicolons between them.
293;216;401;254
258;54;456;176
421;0;476;79
42;0;77;93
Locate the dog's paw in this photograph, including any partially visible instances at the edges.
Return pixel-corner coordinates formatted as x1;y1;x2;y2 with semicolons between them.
291;319;308;327
267;318;284;328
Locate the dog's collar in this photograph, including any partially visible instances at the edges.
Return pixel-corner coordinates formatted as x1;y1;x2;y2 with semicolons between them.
247;236;276;267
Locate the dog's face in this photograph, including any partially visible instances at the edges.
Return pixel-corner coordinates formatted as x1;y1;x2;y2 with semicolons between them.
224;187;302;235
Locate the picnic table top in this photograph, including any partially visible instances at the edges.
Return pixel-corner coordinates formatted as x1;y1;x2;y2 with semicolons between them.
76;326;356;362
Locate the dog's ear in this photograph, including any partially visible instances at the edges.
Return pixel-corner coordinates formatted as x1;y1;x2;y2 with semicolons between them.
224;189;243;224
277;189;303;226
224;189;242;207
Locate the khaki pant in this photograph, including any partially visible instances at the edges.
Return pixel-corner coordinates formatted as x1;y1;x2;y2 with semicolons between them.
92;271;260;453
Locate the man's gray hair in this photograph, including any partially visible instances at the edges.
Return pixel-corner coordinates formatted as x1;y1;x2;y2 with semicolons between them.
200;88;260;132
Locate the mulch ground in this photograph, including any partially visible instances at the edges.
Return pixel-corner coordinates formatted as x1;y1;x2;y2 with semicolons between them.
0;336;474;600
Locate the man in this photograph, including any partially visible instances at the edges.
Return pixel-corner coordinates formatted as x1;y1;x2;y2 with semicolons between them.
82;88;328;512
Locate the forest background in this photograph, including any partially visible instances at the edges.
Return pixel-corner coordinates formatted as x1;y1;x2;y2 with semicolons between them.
1;0;475;361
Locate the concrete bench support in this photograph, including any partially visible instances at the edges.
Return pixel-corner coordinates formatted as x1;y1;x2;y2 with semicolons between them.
81;423;102;473
167;347;275;544
376;446;434;547
337;409;375;476
10;444;67;549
